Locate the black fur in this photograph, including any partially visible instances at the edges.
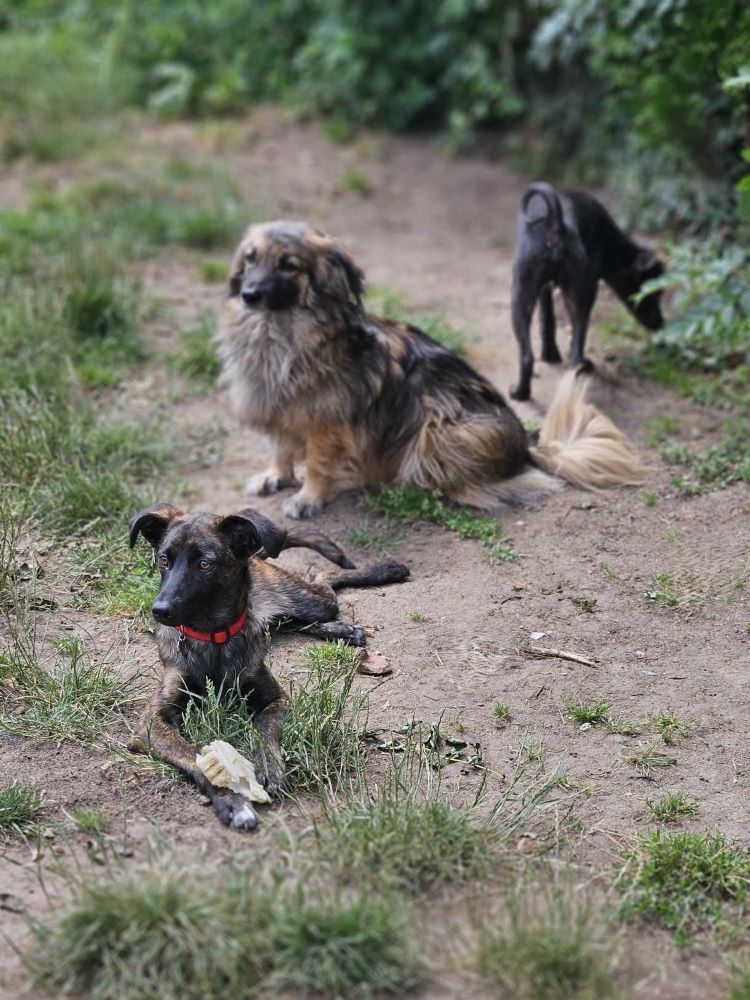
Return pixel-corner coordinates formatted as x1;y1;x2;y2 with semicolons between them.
510;181;665;401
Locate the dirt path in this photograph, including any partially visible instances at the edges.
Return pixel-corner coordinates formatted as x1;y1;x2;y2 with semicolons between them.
2;110;749;999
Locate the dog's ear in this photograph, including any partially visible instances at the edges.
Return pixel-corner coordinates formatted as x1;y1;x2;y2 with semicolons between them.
227;228;254;297
129;503;183;550
313;243;364;308
216;508;287;560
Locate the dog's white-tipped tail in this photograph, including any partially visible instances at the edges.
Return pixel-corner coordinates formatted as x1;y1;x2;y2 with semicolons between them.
529;370;644;489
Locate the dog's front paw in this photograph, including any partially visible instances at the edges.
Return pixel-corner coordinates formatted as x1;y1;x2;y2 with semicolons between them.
251;745;286;797
246;470;299;497
282;492;324;519
212;792;258;831
510;382;531;401
541;345;563;364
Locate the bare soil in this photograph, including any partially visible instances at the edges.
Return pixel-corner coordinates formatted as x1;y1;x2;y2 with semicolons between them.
2;109;749;999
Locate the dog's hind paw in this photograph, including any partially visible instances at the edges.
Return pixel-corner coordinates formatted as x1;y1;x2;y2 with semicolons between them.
282;492;324;519
510;382;531;401
366;559;410;585
246;470;299;496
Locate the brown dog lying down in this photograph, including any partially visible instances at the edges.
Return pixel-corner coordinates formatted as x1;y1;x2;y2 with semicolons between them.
218;220;643;520
128;503;409;830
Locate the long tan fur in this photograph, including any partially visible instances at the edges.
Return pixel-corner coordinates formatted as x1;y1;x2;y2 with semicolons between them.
530;370;644;489
451;371;643;509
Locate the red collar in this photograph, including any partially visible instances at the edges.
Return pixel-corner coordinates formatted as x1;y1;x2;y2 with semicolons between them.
174;608;248;645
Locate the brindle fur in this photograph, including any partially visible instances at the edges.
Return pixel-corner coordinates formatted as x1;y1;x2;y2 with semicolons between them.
219;222;532;518
129;502;409;830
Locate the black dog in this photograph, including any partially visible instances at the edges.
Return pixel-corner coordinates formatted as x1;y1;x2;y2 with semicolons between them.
509;181;665;401
128;503;409;830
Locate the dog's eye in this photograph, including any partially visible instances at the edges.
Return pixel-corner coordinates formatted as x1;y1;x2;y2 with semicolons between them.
245;249;257;264
199;559;213;571
278;253;298;273
158;554;169;569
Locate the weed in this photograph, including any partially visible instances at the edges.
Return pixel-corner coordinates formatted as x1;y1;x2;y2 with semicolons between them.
71;808;107;836
493;703;511;722
650;712;691;745
282;642;366;793
172;314;220;390
644;571;679;608
605;717;639;737
519;735;545;763
661;420;750;494
73;540;157;622
477;878;616;999
409;611;425;622
563;698;612;726
365;484;517;561
646;792;699;823
181;678;258;759
1;634;138;746
643;490;657;507
338;167;372;195
572;597;598;614
0;780;44;837
728;965;750;1000
615;830;750;942
342;520;400;554
624;741;678;778
29;866;419;999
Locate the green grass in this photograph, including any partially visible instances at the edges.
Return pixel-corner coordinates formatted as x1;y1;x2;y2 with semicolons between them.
337;167;372;195
615;830;750;943
728;966;750;1000
477;884;615;999
572;597;598;614
642;490;658;507
605;716;639;736
409;610;425;622
198;259;230;283
563;698;612;726
493;703;511;722
29;867;419;1000
624;741;678;777
650;711;691;745
646;792;699;823
342;520;401;555
648;415;750;495
171;314;220;390
71;807;107;837
1;634;138;746
73;542;157;621
365;484;517;561
644;571;679;608
180;642;366;794
0;780;45;837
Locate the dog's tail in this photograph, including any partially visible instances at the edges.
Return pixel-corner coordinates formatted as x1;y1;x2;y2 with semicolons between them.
452;371;643;509
529;370;644;489
522;181;564;236
280;528;356;569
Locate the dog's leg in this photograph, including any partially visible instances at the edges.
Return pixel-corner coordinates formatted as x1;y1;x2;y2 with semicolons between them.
510;262;538;401
246;437;301;497
130;669;258;831
283;427;351;519
242;666;287;794
564;279;597;371
539;285;562;363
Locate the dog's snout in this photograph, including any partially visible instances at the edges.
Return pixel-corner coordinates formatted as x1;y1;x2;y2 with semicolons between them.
151;600;174;624
241;284;264;307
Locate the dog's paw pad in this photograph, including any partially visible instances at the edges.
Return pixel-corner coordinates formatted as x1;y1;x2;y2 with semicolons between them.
282;494;323;519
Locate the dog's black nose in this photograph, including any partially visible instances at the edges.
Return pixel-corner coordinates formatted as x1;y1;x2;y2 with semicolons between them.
241;285;263;307
151;600;174;624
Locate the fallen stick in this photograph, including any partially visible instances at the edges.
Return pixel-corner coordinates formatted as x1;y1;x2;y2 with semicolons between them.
516;641;598;668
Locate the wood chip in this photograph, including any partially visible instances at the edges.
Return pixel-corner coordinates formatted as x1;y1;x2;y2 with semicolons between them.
356;649;392;676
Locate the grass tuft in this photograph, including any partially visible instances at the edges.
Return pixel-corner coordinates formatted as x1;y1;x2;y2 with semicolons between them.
615;830;750;942
646;792;699;823
0;780;45;837
29;868;419;1000
365;484;517;561
477;882;615;999
650;711;691;745
624;741;678;777
563;698;612;726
